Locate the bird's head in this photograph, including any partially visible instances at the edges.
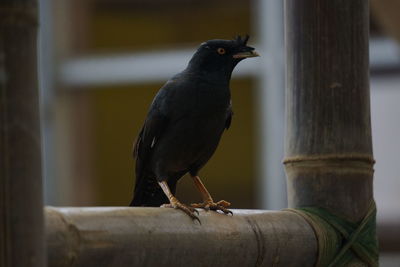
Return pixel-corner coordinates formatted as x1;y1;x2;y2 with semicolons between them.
187;35;259;82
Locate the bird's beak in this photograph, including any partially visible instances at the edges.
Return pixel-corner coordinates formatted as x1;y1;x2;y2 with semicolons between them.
233;50;260;59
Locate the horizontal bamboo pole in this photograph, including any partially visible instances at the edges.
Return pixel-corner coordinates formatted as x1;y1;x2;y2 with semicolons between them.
45;207;317;267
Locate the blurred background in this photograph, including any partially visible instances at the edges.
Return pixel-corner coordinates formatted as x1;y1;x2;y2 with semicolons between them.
38;0;400;265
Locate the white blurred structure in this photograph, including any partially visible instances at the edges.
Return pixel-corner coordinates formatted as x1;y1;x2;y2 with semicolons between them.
371;76;400;223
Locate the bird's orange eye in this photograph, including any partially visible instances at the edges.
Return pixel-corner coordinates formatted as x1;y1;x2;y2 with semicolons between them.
217;48;226;55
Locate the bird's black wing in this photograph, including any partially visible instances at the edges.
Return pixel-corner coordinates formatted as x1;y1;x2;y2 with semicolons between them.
131;86;172;206
133;103;169;179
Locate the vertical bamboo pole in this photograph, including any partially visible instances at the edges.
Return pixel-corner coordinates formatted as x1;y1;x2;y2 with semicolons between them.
0;1;44;267
284;0;373;222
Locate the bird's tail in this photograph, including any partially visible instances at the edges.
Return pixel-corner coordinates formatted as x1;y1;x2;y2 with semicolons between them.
130;175;176;207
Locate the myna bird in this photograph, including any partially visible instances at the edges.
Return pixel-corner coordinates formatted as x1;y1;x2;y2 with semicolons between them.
130;36;259;221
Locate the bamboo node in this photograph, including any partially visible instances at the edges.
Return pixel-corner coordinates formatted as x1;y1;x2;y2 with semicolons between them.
283;154;375;165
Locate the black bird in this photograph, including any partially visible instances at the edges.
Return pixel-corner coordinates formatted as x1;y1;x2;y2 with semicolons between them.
130;36;259;220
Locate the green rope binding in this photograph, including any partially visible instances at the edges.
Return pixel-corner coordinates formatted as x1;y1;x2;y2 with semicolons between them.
285;201;379;267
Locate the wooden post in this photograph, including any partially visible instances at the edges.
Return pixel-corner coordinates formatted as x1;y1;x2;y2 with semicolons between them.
0;1;44;267
284;0;373;222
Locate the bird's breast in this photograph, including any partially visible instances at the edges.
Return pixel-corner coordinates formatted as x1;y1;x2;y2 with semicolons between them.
156;113;226;170
193;85;230;114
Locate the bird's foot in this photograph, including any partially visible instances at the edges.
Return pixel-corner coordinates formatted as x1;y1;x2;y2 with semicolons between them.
161;199;200;223
191;200;233;215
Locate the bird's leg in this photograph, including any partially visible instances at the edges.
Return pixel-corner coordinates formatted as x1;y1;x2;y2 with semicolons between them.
190;176;232;215
158;181;200;222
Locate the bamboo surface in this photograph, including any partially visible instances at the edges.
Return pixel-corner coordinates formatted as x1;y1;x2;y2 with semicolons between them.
45;207;317;267
284;0;373;222
0;1;44;267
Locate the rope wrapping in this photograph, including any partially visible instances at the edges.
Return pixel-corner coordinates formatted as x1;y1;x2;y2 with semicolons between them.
285;201;378;267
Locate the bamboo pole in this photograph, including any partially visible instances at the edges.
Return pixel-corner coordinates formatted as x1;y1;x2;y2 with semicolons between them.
0;1;44;267
45;207;317;267
284;0;373;222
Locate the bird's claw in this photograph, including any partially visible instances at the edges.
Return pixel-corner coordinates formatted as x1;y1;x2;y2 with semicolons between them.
191;200;233;215
161;201;201;223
